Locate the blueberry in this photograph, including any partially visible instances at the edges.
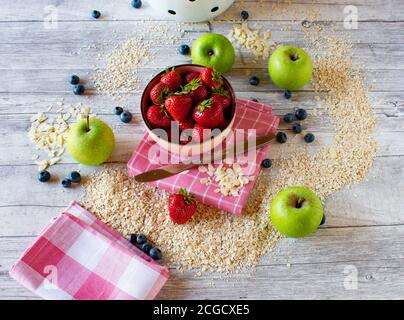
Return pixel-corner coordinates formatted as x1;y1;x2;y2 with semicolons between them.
320;214;326;226
249;76;260;86
120;111;132;123
61;178;72;188
69;171;81;183
283;90;292;99
68;75;79;85
295;108;308;121
251;98;259;102
178;44;190;55
91;10;101;19
136;234;147;245
292;123;302;134
261;159;272;169
128;234;137;245
283;113;295;123
131;0;142;9
73;84;85;95
304;132;315;143
276;132;288;144
38;170;51;183
240;10;249;20
149;247;162;260
114;106;124;115
141;242;153;254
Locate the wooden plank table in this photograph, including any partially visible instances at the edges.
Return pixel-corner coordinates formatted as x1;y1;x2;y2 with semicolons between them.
0;0;403;299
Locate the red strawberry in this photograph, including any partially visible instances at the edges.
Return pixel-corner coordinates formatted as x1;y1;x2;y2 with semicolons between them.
211;88;231;110
185;72;200;83
161;69;182;91
181;78;208;103
150;82;170;105
200;67;223;90
178;118;194;145
168;188;197;224
179;117;194;131
164;95;193;121
193;98;224;128
190;87;208;103
179;132;192;145
146;105;172;129
192;124;211;143
180;139;191;145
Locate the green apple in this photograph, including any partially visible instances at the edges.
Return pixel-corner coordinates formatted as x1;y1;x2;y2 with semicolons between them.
191;33;235;73
268;45;313;90
270;186;323;238
67;117;115;166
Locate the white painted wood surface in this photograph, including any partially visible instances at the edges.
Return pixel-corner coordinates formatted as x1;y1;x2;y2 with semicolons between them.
0;0;403;299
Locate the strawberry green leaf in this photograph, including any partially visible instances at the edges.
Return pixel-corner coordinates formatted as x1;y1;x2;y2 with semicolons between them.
174;91;188;96
212;70;223;84
212;87;229;97
159;104;170;117
178;188;195;203
197;98;213;111
181;78;202;93
159;86;170;100
163;66;176;75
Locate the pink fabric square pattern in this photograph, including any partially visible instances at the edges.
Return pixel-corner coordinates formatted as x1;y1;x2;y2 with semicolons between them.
127;98;280;216
9;201;169;300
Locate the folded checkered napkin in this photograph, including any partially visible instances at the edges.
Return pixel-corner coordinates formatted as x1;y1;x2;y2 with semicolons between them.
127;98;279;215
9;201;169;300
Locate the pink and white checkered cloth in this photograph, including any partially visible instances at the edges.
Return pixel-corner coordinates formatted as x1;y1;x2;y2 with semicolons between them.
9;201;169;300
127;98;279;215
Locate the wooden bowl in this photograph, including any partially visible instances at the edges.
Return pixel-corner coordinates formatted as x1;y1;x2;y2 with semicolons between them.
141;64;236;157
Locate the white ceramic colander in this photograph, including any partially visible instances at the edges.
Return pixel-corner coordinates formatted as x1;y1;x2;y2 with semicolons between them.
148;0;235;22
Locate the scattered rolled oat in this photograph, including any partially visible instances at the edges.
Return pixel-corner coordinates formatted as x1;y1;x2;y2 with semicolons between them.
251;26;377;227
90;21;184;106
91;37;151;102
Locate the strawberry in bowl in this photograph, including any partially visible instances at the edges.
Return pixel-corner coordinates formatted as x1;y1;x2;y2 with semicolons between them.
141;64;236;156
193;98;224;128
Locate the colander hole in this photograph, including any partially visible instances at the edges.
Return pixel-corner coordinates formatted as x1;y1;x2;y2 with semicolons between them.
211;6;219;12
168;10;176;15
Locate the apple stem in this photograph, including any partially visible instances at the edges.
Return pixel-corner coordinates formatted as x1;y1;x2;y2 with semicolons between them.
296;198;305;208
86;115;90;132
290;53;298;61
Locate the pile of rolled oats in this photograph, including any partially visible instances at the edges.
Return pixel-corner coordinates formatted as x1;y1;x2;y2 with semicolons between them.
91;37;151;102
90;21;185;106
81;168;281;273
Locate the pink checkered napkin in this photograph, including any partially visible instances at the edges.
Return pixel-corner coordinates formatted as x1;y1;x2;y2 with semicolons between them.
127;98;280;216
9;201;169;300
